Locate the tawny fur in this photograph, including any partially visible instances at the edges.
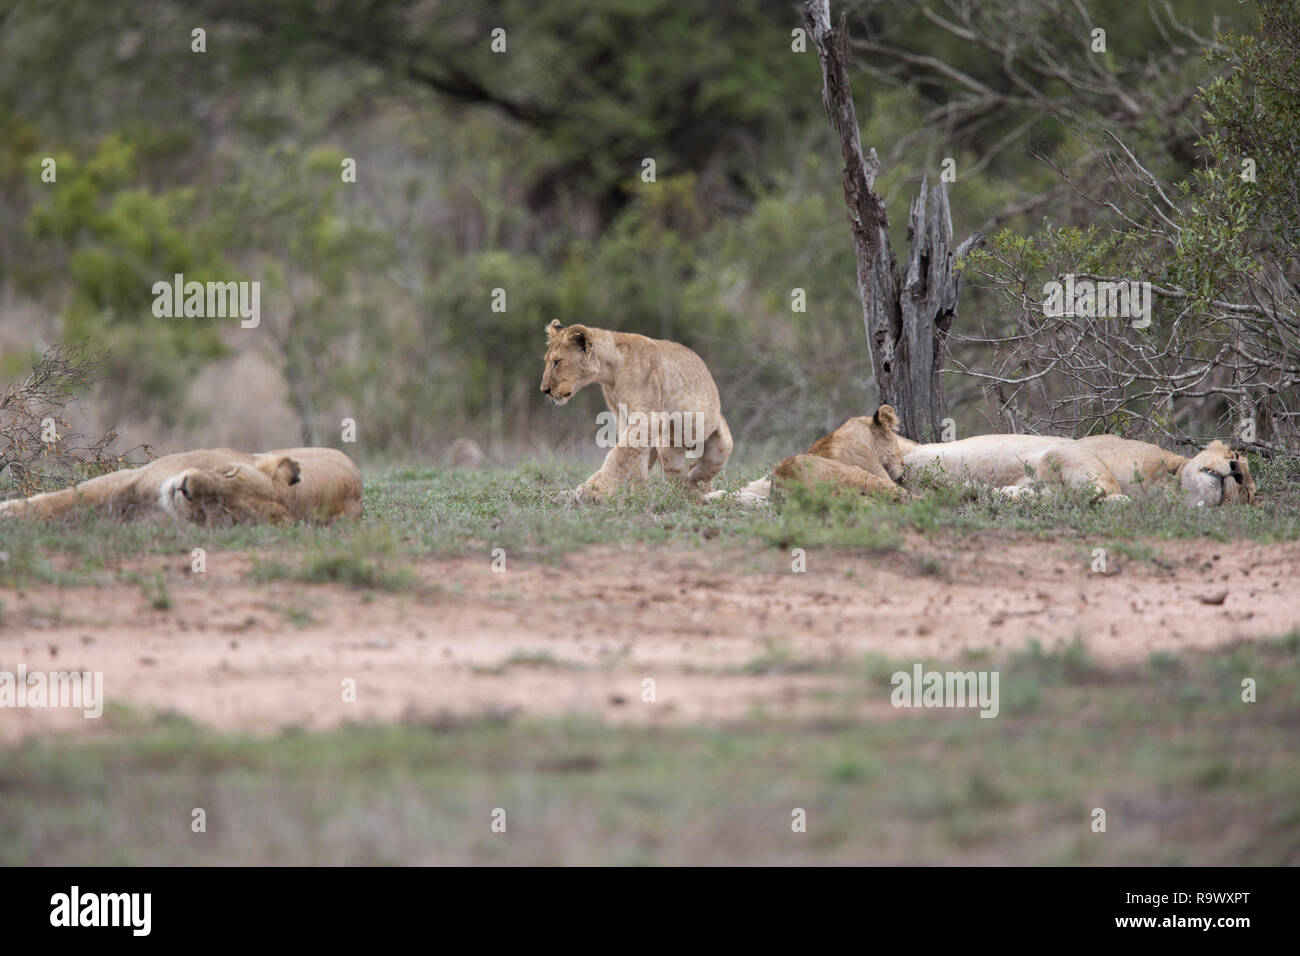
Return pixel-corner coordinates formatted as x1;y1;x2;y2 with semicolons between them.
1075;435;1254;505
774;453;911;500
540;319;732;499
901;433;1254;506
773;406;911;500
711;405;910;505
257;447;365;520
717;411;1253;509
0;447;362;525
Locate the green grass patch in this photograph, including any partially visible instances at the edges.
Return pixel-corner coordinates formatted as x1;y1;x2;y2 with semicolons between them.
1;459;1297;587
4;635;1298;865
248;524;413;591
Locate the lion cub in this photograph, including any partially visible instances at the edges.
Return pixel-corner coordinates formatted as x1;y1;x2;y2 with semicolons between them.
540;320;732;499
774;406;911;500
706;405;910;506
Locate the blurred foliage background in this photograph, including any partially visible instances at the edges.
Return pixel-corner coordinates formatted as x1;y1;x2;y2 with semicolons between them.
0;0;1263;465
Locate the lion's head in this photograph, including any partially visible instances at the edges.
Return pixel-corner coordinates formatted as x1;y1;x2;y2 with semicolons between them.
1181;440;1256;507
160;455;301;525
807;404;906;480
540;320;599;405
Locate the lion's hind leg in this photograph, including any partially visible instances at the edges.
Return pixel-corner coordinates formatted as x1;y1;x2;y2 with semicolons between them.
0;469;138;520
686;415;733;489
655;444;686;482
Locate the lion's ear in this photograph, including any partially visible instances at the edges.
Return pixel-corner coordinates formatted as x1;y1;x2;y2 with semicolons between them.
566;324;590;352
546;319;564;340
873;404;900;433
255;454;302;487
277;457;302;487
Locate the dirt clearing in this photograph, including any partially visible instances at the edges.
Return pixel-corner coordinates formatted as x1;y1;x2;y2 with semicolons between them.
2;532;1297;742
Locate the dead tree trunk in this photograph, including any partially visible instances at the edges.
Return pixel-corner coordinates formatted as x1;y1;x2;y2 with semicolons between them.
801;0;982;442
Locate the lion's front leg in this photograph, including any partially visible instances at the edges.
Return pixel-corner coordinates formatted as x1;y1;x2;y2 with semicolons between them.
775;454;912;501
576;445;652;501
1041;448;1123;500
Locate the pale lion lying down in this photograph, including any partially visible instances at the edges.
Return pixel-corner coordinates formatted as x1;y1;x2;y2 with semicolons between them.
0;446;362;525
900;433;1255;506
712;410;1255;508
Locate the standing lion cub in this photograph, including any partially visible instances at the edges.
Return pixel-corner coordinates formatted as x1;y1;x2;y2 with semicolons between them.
540;320;732;499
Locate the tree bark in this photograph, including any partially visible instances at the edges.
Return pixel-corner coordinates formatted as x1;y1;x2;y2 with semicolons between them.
801;0;982;442
901;178;983;441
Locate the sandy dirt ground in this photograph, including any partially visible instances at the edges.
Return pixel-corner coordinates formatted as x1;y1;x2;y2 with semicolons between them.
2;532;1297;742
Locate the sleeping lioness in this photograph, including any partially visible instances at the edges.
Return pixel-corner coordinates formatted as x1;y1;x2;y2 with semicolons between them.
0;446;362;525
540;320;732;499
899;433;1255;506
709;412;1254;508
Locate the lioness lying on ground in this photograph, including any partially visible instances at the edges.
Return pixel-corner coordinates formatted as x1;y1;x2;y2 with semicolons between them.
540;319;732;499
707;404;910;505
900;433;1255;506
0;446;362;524
712;411;1254;508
